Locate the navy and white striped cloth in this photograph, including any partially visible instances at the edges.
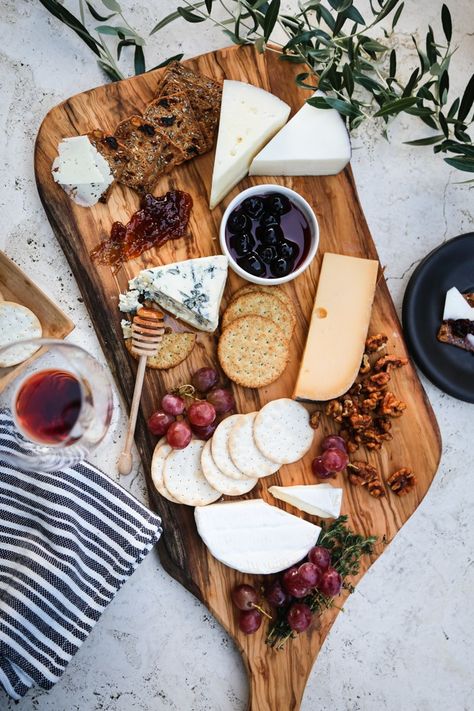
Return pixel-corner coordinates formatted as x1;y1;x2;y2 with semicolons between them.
0;411;162;700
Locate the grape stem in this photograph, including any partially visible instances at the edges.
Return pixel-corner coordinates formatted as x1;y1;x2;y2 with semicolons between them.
171;384;201;400
251;603;272;620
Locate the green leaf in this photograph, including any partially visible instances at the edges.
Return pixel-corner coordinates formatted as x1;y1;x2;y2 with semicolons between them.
284;28;330;49
101;0;121;11
374;96;417;117
263;0;281;41
306;96;333;109
391;1;404;29
458;73;474;121
448;97;460;118
439;111;449;136
38;0;102;57
420;114;439;130
353;74;383;92
454;128;471;143
412;37;429;73
343;63;354;96
316;4;336;30
149;53;184;70
404;134;445;146
441;4;452;43
444;156;474;172
344;5;365;23
279;53;307;63
177;6;206;22
323;96;361;117
150;10;181;33
134;43;145;75
86;3;115;21
205;0;213;12
97;58;122;81
439;70;449;104
425;26;437;65
362;40;387;53
117;38;135;60
295;71;318;90
389;48;396;78
375;0;400;23
222;29;247;45
402;68;419;97
445;143;474;157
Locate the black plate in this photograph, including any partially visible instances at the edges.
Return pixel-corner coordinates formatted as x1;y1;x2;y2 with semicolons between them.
402;233;474;403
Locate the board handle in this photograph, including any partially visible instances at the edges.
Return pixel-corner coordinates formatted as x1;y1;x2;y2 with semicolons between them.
246;654;309;711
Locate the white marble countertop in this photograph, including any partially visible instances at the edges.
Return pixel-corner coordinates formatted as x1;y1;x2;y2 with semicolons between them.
1;0;473;709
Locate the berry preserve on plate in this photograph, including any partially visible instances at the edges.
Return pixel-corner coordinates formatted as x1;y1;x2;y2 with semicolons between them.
225;192;312;279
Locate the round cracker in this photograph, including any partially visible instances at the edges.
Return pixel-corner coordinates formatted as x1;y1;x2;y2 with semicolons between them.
228;412;280;478
211;414;250;480
164;439;221;506
254;398;314;464
0;302;42;367
201;440;257;496
151;438;180;503
125;331;195;369
230;284;296;333
218;316;289;388
222;292;293;337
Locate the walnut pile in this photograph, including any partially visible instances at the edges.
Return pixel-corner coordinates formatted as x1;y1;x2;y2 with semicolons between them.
324;334;408;454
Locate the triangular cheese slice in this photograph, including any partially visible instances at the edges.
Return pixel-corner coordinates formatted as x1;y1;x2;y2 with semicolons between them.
442;286;474;320
209;80;290;209
129;256;228;332
269;484;343;519
249;91;351;176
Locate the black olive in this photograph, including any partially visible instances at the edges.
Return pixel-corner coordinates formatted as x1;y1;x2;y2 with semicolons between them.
265;193;291;215
278;240;299;261
241;196;265;219
237;252;266;277
257;244;278;264
230;232;255;257
227;210;252;234
270;257;293;278
260;212;280;228
256;225;284;245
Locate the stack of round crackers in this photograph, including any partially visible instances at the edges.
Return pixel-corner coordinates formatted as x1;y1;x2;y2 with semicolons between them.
151;399;314;506
218;285;296;388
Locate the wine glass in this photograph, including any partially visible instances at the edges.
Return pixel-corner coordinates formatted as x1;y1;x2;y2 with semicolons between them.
0;338;113;472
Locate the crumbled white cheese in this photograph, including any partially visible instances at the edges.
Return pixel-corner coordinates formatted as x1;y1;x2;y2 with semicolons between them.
118;290;141;313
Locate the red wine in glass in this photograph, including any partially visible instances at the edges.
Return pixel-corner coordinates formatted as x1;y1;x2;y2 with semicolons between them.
15;369;83;445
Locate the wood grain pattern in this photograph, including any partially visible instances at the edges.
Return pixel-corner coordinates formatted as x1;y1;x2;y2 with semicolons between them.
0;250;74;392
34;46;441;711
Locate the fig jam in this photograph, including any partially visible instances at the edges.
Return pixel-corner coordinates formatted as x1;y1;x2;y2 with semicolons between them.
225;191;311;279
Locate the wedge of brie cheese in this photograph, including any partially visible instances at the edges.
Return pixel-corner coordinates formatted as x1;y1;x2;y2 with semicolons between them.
269;484;342;519
194;498;321;574
249;90;351;176
442;286;474;320
52;136;114;207
123;256;228;332
209;80;290;209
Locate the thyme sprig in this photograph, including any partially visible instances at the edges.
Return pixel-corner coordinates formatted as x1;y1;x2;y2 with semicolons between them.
266;515;377;649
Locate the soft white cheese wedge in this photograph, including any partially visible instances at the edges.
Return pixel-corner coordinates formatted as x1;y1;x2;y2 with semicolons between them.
442;286;474;320
194;498;321;574
52;136;114;207
209;80;290;209
249;91;351;176
126;256;228;332
269;484;342;519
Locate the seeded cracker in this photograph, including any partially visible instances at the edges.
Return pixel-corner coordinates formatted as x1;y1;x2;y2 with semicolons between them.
222;291;294;339
218;315;289;388
125;332;195;369
144;92;207;160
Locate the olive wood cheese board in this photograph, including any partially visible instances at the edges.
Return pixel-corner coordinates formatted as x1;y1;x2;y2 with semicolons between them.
35;45;441;711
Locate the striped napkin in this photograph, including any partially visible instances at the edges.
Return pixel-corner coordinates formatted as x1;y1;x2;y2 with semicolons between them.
0;411;162;700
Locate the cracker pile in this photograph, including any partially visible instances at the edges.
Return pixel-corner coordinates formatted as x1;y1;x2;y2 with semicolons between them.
218;285;297;388
88;62;222;198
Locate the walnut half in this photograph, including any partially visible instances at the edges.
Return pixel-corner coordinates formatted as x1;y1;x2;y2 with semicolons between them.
388;468;416;495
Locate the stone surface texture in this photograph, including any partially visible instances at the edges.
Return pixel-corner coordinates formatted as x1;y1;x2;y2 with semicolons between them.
0;0;473;709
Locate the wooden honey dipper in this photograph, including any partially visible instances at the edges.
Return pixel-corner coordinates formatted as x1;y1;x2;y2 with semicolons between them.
118;306;165;475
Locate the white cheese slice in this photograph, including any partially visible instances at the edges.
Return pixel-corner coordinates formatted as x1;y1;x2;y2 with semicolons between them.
52;136;114;207
269;484;342;519
209;80;290;209
293;252;378;402
249;91;351;176
442;286;474;321
194;498;321;574
126;256;228;332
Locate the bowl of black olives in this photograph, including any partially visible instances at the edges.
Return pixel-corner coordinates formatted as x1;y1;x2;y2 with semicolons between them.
219;185;319;285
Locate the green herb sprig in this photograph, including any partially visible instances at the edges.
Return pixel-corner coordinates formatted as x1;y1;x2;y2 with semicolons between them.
266;516;377;649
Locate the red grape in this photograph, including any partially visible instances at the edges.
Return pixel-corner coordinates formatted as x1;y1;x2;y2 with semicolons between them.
308;546;331;571
187;400;216;427
192;367;219;393
161;393;185;416
282;568;309;598
321;435;347;453
287;603;312;633
298;562;321;588
319;568;343;597
147;410;175;436
264;579;288;608
190;421;218;441
231;584;258;611
321;447;348;473
311;456;336;480
238;609;262;634
166;420;192;449
206;388;235;415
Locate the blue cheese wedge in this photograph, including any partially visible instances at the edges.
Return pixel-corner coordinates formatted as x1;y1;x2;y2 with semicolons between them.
52;136;114;207
121;256;228;332
269;484;343;519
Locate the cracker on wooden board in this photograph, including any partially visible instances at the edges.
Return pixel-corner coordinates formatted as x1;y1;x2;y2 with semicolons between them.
218;315;289;389
87;129;129;181
201;440;257;496
0;301;42;367
222;291;294;338
211;414;250;481
151;439;180;503
144;93;207;160
163;439;221;506
230;284;297;333
228;412;280;479
115;115;184;193
158;61;222;110
125;332;195;370
254;398;314;465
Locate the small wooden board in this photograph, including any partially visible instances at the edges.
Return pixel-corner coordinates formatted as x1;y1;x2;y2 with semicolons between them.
34;46;441;711
0;250;74;391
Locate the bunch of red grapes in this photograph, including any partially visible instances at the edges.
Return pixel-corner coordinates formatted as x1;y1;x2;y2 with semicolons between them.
311;435;349;479
147;367;235;449
231;545;342;635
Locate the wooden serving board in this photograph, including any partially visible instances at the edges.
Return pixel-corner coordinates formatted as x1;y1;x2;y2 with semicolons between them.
35;46;441;711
